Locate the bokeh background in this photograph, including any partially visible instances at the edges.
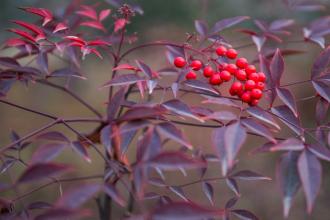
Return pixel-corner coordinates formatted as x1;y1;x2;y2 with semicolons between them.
1;0;330;219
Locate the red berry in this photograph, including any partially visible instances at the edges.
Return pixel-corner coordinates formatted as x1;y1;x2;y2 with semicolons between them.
216;46;227;56
226;48;238;59
220;70;231;81
190;60;203;71
186;71;197;80
251;88;263;99
229;87;236;96
249;99;259;106
248;72;259;82
258;72;266;82
218;63;228;71
245;80;256;90
174;57;186;68
203;66;214;78
226;64;238;74
209;73;222;85
256;82;265;90
237;89;244;97
235;69;247;81
236;58;248;69
231;81;243;93
241;91;252;103
245;65;256;75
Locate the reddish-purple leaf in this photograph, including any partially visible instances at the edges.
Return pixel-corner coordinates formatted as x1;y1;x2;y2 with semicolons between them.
11;20;44;36
7;28;36;42
56;183;101;209
270;138;305;152
36;52;49;74
312;80;330;102
36;131;70;143
107;86;127;120
210;16;250;34
28;201;52;210
195;20;208;37
241;118;276;143
224;122;247;167
31;143;67;164
308;144;330;162
252;35;266;52
34;208;91;220
247;107;280;130
270;49;284;86
315;98;329;125
0;158;16;174
269;19;294;31
150;201;224;219
202;181;214;205
113;63;139;71
276;87;298;117
202;96;240;108
20;7;53;26
184;79;219;95
114;18;127;32
101;74;144;88
71;141;91;163
104;183;126;207
81;20;105;31
277;151;301;218
137;127;161;161
17;163;72;184
226;178;240;196
0;57;20;68
211;127;228;175
311;46;330;79
225;197;238;209
53;22;68;33
51;68;85;79
156;122;192;149
298;150;322;214
271;105;303;136
204;111;237;122
119;106;165;121
162;99;204;122
231;170;271;181
76;5;98;20
231;209;259;220
168;186;188;201
147;151;206;170
99;9;111;21
136;60;153;79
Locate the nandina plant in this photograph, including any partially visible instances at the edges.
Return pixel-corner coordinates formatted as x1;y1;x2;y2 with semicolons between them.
0;0;330;219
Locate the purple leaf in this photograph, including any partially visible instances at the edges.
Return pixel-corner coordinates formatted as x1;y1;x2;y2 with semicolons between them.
104;183;126;207
270;48;284;86
311;46;330;79
107;86;127;120
162;99;204;122
168;186;188;201
195;20;208;37
100;125;112;153
184;79;219;95
34;208;91;220
210;16;250;34
202;96;240;108
308;144;330;162
71;141;91;163
136;127;161;161
56;183;101;209
269;19;294;31
36;52;49;74
202;181;214;205
36;131;70;143
231;170;271;181
204;111;237;122
315;97;329;125
17;163;72;184
271;105;303;136
270;138;305;152
312;80;330;102
252;35;266;52
0;158;16;174
231;209;259;220
246;107;280;130
51;68;85;79
224;122;247;167
0;57;20;68
147;151;206;170
28;201;52;210
101;74;144;88
276;87;298;117
150;201;224;219
156;122;193;149
241;118;276;143
298;150;322;214
119;106;165;121
136;60;153;79
225;197;238;209
212;127;229;176
120;121;148;156
277;151;301;218
31;143;67;164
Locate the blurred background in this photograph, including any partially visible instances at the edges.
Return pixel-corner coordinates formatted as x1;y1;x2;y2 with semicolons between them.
1;0;330;219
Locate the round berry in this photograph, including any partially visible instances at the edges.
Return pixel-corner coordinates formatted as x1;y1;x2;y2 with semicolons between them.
245;80;256;90
241;91;252;103
209;73;222;85
220;70;231;82
236;58;248;69
218;63;228;71
216;46;227;56
226;63;238;74
249;99;259;106
203;66;214;78
226;48;238;59
245;65;256;75
174;57;186;68
235;69;247;81
248;72;259;82
229;87;236;96
190;60;203;71
256;82;265;90
231;81;243;93
185;71;197;80
258;72;266;82
251;88;263;99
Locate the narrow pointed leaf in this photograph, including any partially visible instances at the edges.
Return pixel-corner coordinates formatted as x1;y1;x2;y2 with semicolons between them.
31;143;67;164
270;138;305;152
162;99;204;122
271;105;303;136
241;118;276;143
210;16;249;34
247;107;280;130
309;144;330;162
156;122;192;149
202;182;214;205
71;141;91;163
270;49;284;86
231;170;271;181
104;183;126;207
276;88;298;117
101;74;144;88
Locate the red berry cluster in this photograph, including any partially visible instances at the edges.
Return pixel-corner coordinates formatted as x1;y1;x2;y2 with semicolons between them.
173;46;266;106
